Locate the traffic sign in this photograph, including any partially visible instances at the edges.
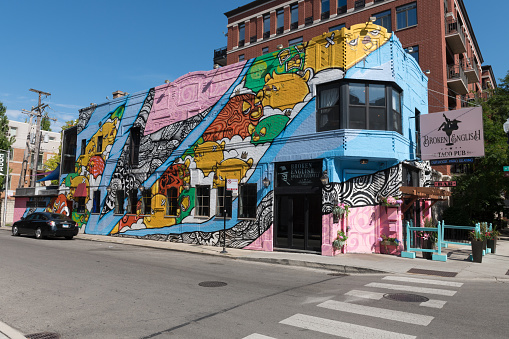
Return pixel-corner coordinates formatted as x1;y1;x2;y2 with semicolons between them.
226;178;238;192
504;166;509;172
434;181;457;187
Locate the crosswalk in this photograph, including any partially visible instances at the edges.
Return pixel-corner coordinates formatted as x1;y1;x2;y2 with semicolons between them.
243;274;464;338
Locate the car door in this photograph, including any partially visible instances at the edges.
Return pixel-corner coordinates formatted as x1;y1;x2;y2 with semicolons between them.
26;213;42;235
19;214;35;234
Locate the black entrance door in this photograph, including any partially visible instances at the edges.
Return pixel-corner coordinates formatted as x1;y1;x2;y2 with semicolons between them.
276;193;322;252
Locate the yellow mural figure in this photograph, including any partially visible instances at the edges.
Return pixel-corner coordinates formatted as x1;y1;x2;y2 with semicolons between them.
144;193;178;229
254;70;310;112
77;119;119;169
212;158;254;188
194;141;226;176
305;22;391;73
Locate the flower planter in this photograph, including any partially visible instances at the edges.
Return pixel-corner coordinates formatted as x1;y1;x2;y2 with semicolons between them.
422;239;434;260
471;240;483;263
380;241;398;255
487;239;497;254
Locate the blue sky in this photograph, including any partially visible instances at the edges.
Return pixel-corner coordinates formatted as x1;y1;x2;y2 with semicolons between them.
0;0;505;131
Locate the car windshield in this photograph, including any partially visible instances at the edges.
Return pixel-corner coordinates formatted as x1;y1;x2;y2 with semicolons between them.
49;213;72;221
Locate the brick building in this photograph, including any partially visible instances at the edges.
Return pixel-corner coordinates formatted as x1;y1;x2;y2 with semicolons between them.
222;0;496;113
1;120;60;225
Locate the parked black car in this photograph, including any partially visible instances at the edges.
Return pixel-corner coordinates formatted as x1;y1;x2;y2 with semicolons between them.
12;212;79;240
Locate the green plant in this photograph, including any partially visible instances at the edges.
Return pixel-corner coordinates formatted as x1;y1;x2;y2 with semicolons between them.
470;230;483;241
379;196;403;207
379;234;399;244
332;230;348;250
332;203;350;218
418;218;438;244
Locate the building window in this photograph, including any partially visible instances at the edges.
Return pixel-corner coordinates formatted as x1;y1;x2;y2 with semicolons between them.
374;9;391;33
405;45;419;64
262;46;269;54
321;0;330;19
92;190;101;214
141;190;151;215
195;185;210;217
166;187;178;216
355;0;365;10
329;23;345;32
276;8;284;34
77;197;86;213
96;135;103;153
263;14;271;38
127;189;138;214
239;54;245;62
238;23;245;47
9;148;13;160
316;81;403;134
239;184;257;219
290;3;299;29
289;36;303;46
81;139;86;155
9;127;17;137
115;190;124;214
130;126;140;166
49;136;55;141
396;2;417;30
216;187;233;218
337;0;347;14
415;109;421;158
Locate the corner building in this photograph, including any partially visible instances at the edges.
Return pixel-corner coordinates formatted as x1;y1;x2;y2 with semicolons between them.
30;24;432;255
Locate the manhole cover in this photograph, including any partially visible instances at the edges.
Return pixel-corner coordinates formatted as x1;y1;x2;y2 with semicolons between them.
26;333;60;339
199;281;227;287
383;293;429;302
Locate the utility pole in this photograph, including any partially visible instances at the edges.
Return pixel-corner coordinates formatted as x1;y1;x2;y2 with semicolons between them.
17;89;52;188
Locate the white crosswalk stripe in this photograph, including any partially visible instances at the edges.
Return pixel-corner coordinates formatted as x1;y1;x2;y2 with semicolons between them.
365;282;457;296
279;313;416;339
317;300;434;325
382;276;463;287
345;289;448;308
242;334;277;339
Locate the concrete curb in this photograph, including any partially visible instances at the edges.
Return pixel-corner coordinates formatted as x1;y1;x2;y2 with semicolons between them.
0;321;25;339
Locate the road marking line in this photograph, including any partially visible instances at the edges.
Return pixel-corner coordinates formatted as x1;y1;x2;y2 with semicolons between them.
383;276;463;287
317;300;433;326
420;299;447;309
345;289;384;300
280;314;416;339
346;289;447;309
365;282;457;296
243;334;277;339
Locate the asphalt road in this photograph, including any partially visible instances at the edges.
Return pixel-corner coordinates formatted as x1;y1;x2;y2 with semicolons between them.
0;231;507;339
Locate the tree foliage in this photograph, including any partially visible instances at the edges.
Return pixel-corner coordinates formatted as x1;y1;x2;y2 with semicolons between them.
41;115;51;131
444;71;509;225
0;101;15;189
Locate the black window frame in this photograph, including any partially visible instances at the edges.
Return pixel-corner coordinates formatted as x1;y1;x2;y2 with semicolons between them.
216;186;233;219
166;187;179;217
127;189;138;215
238;184;257;219
337;0;347;14
92;190;101;214
141;190;152;216
263;14;271;38
115;189;125;215
321;0;330;19
290;3;299;30
130;126;141;166
316;80;403;134
76;197;86;213
96;135;103;154
373;9;392;33
396;2;417;30
80;139;86;155
276;8;284;34
238;23;245;47
195;185;210;217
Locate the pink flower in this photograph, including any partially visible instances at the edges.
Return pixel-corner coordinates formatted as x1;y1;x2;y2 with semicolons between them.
387;197;396;205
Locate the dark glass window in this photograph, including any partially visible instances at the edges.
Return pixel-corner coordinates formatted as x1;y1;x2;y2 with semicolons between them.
81;139;86;155
195;185;210;217
321;0;330;19
216;187;233;218
141;190;151;215
405;45;419;64
374;9;391;33
96;135;103;153
239;54;245;61
92;190;101;214
276;8;284;34
262;46;269;54
415;109;421;158
239;184;257;219
396;2;417;30
166;187;178;216
316;81;402;134
115;190;124;214
290;3;299;29
77;197;86;213
263;14;271;38
337;0;347;14
127;189;138;214
130;126;140;166
329;23;345;32
238;23;245;46
289;36;303;46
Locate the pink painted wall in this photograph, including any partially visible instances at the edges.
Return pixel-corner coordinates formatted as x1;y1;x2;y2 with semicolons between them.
244;224;274;251
13;197;29;222
145;62;246;134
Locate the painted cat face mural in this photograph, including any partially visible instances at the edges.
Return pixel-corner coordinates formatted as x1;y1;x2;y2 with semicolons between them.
194;141;225;176
255;70;310;111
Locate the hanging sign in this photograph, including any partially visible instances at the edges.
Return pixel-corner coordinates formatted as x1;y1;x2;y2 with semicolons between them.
226;179;238;192
0;150;7;177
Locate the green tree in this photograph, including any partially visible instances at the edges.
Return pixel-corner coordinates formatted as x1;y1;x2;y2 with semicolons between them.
444;71;509;226
44;119;78;184
41;115;51;131
0;101;15;190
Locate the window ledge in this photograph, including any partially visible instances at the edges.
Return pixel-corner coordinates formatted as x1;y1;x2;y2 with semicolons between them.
238;217;256;221
396;24;417;32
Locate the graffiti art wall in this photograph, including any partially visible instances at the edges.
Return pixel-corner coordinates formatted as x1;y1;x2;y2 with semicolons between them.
46;23;428;253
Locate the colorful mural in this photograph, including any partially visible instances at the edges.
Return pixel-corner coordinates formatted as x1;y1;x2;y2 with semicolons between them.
40;23;428;254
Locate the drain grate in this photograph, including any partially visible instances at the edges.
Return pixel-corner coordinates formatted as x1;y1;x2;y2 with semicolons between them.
407;268;457;277
198;281;227;287
26;333;60;339
384;293;429;302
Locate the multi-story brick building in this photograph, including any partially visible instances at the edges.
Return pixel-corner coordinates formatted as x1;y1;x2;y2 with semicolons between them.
1;120;60;225
221;0;496;113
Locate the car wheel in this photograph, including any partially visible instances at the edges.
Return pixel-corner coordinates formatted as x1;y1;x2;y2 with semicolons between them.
65;236;74;240
12;226;20;236
35;227;43;239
